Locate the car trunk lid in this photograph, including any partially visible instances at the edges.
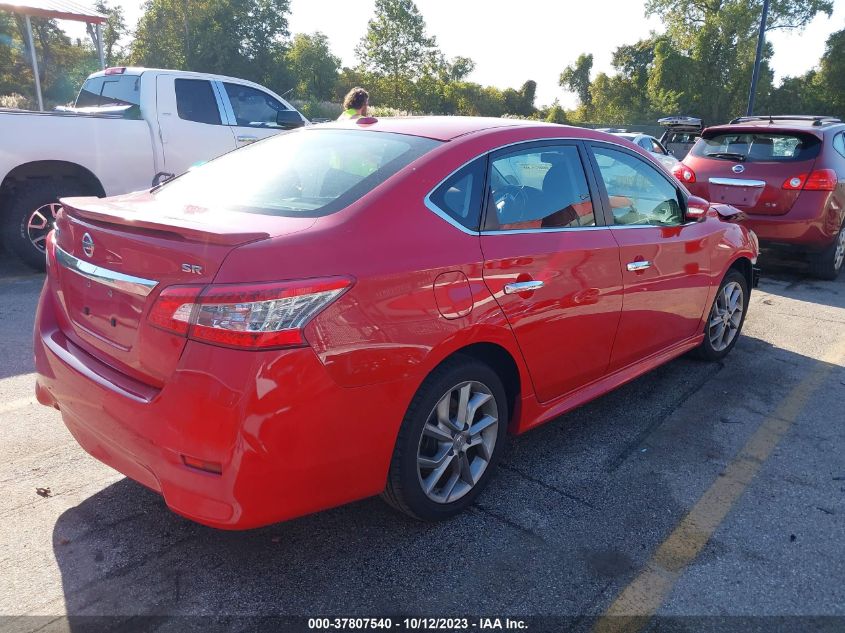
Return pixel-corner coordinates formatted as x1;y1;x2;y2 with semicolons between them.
51;192;316;386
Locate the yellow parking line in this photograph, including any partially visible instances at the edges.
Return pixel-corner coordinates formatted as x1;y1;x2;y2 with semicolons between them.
594;338;845;633
0;397;37;415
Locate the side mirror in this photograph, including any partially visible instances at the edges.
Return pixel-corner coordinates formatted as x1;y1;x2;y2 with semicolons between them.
685;195;709;221
152;172;175;187
276;110;307;130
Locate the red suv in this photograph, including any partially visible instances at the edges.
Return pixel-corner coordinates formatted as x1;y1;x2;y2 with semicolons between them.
674;116;845;279
35;118;758;528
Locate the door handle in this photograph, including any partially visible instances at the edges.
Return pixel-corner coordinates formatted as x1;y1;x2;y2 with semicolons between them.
237;135;258;143
626;260;652;272
503;280;544;295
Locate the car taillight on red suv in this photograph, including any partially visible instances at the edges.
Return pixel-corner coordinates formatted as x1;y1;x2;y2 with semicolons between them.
148;277;353;349
781;169;838;192
671;163;696;184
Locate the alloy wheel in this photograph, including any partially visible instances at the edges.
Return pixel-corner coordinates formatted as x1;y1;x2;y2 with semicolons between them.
708;281;744;352
26;203;61;253
416;380;499;504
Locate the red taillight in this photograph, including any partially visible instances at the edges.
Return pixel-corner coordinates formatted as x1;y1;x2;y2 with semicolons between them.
672;163;696;184
148;285;202;335
782;169;837;192
104;66;126;75
148;277;353;349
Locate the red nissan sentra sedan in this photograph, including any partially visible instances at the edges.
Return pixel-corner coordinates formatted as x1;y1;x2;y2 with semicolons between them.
34;117;759;529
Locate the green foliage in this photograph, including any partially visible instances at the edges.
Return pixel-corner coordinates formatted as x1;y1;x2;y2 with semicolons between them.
130;0;291;90
85;0;128;66
0;11;99;107
354;0;437;108
559;53;593;109
286;32;340;101
562;0;834;126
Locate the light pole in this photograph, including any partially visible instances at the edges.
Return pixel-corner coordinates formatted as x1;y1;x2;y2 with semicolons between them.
746;0;770;116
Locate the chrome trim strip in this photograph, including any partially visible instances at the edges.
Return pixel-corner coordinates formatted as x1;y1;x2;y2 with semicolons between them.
479;226;608;235
55;245;159;297
708;177;766;188
422;196;479;236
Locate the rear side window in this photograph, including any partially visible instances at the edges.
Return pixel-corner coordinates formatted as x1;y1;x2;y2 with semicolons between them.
428;160;485;231
833;133;845;159
175;79;221;125
154;129;441;218
692;132;821;162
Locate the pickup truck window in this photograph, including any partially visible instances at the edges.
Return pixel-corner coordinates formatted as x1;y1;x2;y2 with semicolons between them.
175;79;222;125
76;75;140;109
224;83;288;128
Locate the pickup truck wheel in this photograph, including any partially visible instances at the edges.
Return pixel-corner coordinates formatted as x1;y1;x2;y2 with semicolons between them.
808;224;845;280
692;269;749;362
382;356;508;521
2;180;89;270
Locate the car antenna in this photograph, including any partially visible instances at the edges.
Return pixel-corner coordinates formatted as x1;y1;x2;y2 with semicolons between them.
768;114;773;124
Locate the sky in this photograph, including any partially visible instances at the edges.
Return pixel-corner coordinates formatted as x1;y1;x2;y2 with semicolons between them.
66;0;845;108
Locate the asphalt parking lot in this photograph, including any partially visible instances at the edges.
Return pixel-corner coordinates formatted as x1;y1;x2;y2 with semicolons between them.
0;249;843;632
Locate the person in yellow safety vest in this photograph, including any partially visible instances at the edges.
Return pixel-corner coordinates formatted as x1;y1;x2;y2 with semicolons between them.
338;87;369;120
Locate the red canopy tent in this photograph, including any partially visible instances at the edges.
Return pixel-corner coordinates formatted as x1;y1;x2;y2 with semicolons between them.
0;0;107;111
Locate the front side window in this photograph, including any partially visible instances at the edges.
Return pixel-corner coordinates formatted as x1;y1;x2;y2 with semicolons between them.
224;83;287;128
428;159;485;231
592;146;683;227
154;129;440;218
485;145;595;231
175;79;221;125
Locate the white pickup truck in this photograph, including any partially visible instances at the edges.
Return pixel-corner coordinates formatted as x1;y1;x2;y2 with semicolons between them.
0;67;308;268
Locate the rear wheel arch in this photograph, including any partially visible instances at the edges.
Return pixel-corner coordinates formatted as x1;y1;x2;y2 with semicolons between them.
1;161;106;269
423;341;523;432
1;160;106;202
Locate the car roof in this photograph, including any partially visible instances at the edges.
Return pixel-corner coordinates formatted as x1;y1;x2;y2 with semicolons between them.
708;116;844;137
314;116;564;142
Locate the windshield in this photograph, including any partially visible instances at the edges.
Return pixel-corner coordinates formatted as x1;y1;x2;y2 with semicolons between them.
153;129;441;217
691;132;821;162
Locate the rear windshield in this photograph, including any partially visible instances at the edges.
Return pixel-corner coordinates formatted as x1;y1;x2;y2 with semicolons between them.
76;75;141;108
692;131;821;162
153;129;441;217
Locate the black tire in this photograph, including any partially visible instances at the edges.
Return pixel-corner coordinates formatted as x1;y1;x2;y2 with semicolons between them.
693;269;749;361
382;355;509;521
808;223;845;280
1;179;91;271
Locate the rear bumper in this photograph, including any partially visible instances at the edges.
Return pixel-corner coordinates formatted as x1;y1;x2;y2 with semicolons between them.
34;286;407;529
740;190;841;251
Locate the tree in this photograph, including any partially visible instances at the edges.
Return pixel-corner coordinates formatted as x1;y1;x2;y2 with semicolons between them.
643;0;831;121
131;0;291;90
355;0;438;108
86;0;128;66
559;53;593;110
286;32;340;101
